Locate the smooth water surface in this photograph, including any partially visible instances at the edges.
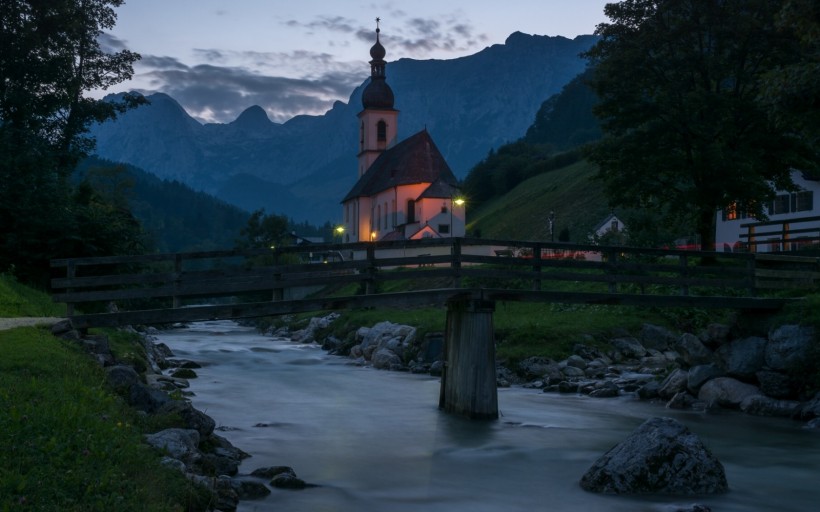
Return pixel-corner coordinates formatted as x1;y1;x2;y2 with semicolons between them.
155;321;820;512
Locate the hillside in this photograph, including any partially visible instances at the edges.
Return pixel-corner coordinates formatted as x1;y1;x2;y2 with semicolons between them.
467;159;614;242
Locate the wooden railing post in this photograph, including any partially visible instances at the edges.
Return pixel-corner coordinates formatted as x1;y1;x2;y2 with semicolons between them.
66;260;76;317
172;254;183;309
532;242;542;291
748;254;757;297
451;238;462;288
272;249;284;301
679;253;689;296
606;249;618;294
366;244;376;295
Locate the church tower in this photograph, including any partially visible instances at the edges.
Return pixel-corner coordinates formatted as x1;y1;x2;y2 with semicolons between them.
357;20;398;177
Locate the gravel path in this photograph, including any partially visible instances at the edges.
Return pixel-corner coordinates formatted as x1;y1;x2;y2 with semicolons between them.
0;317;66;331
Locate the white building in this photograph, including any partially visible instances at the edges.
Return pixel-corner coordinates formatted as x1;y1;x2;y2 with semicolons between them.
716;170;819;252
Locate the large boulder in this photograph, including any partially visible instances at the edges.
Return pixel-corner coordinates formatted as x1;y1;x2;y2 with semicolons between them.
739;395;801;417
157;400;216;437
698;377;761;409
676;333;714;367
765;325;814;371
716;336;767;380
658;369;689;399
687;364;725;394
639;324;677;351
371;348;402;370
611;337;647;359
755;370;796;399
144;428;200;461
580;417;728;495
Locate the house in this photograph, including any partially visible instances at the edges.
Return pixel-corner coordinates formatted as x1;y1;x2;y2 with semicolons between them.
716;170;819;252
340;23;465;242
589;212;627;244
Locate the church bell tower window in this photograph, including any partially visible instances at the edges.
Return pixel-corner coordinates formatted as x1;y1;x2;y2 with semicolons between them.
377;120;387;142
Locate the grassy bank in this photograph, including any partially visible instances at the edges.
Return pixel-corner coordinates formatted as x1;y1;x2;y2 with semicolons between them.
0;275;211;511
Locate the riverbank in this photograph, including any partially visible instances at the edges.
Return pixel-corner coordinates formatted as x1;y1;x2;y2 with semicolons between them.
263;311;820;427
153;319;820;512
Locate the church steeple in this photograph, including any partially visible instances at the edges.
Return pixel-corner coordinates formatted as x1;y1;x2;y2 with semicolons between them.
357;18;399;177
361;18;394;110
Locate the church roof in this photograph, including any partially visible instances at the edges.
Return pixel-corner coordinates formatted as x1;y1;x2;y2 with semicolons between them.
342;129;458;202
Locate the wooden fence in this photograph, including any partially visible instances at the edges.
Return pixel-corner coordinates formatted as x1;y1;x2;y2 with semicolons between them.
51;237;820;328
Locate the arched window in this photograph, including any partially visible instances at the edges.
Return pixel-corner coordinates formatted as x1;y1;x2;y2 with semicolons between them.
407;199;416;224
377;120;387;142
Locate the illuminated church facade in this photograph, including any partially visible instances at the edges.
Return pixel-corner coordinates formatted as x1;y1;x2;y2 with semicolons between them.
340;24;465;242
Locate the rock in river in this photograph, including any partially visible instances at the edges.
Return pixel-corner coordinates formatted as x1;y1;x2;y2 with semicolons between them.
580;417;728;495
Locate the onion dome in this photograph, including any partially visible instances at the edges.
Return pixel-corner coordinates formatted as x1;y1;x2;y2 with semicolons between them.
362;26;395;110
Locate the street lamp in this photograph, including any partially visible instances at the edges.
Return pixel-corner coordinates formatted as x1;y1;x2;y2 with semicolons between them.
334;225;345;243
451;196;465;237
548;210;555;242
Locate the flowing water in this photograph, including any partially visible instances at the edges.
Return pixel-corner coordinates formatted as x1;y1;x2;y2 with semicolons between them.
155;321;820;512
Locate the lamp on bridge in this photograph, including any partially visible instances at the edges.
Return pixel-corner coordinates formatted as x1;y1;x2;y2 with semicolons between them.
370;231;377;242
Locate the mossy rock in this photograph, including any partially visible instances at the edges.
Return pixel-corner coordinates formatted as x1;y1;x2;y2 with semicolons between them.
171;368;198;379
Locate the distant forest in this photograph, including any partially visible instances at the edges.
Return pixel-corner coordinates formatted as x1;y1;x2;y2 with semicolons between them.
76;158;331;253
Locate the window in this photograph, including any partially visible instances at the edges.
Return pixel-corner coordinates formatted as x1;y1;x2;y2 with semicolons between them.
795;191;813;212
384;201;388;229
377;120;387;142
376;205;381;230
610;220;619;232
439;224;450;234
767;191;814;215
407;199;416;223
441;205;448;214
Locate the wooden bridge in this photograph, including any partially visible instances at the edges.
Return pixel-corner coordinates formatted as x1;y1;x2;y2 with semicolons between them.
51;237;819;419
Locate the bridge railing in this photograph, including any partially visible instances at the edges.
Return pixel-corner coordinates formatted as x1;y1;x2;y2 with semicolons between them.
50;238;819;327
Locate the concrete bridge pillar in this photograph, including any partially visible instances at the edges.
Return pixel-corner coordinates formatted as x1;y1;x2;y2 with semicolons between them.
439;298;498;420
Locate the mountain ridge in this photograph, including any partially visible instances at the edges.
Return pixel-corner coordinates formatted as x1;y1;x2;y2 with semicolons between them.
90;32;597;224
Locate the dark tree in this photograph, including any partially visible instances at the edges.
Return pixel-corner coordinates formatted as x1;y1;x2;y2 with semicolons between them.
0;0;143;285
584;0;808;250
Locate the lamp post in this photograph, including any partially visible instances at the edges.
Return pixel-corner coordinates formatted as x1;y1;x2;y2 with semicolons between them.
548;210;555;242
334;225;345;243
451;196;465;237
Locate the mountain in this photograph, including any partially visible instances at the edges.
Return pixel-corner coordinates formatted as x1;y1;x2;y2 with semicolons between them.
90;32;597;224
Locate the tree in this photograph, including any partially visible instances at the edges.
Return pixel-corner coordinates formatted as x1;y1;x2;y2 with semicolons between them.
236;210;290;251
584;0;809;250
760;0;820;161
0;0;143;285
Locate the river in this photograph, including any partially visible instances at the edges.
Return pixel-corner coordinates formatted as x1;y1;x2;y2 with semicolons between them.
154;320;820;512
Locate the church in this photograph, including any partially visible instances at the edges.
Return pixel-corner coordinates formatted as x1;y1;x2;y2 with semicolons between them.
340;23;465;242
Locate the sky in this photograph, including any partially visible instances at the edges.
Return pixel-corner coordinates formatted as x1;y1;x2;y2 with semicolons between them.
99;0;611;124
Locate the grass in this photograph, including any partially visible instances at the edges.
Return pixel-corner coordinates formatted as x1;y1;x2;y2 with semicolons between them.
0;327;212;511
467;160;613;242
0;273;65;318
0;276;212;510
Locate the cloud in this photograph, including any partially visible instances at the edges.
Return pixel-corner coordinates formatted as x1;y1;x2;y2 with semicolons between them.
288;9;489;58
132;56;363;123
98;32;129;53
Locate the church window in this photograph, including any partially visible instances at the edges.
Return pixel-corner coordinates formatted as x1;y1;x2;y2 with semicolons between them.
407;200;416;223
384;201;388;228
377;120;387;142
360;121;365;150
376;205;381;229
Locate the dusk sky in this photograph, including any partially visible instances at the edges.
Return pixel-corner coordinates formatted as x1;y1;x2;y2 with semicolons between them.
99;1;610;124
